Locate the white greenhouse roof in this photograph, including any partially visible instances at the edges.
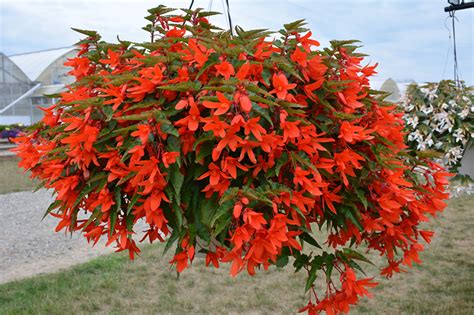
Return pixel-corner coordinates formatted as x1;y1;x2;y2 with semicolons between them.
9;47;76;81
372;78;417;96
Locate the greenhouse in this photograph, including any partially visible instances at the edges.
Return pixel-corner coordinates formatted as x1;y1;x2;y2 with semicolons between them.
0;47;77;124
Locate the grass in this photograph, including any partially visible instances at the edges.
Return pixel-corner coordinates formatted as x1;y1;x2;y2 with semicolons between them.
0;196;472;314
0;158;38;194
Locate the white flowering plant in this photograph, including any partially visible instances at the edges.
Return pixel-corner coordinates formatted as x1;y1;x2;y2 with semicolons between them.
400;80;473;172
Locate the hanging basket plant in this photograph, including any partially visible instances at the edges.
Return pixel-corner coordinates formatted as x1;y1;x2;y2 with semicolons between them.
14;5;451;314
400;80;473;173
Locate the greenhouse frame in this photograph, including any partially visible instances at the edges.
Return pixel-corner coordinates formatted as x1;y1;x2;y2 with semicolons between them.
0;47;77;125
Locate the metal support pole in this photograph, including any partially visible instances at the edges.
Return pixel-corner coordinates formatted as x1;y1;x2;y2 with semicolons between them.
445;2;474;12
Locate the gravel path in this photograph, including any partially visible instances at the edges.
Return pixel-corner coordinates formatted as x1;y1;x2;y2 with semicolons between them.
0;190;114;284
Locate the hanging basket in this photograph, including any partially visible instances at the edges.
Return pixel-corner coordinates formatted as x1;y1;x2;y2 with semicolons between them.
13;5;451;314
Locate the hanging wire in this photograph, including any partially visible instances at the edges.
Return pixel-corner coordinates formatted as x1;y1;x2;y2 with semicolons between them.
208;0;214;11
225;0;234;36
220;0;234;35
220;0;229;29
441;16;452;79
449;10;462;87
182;0;195;27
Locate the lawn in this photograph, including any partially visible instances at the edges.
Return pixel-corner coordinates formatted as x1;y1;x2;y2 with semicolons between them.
0;195;472;315
0;158;38;194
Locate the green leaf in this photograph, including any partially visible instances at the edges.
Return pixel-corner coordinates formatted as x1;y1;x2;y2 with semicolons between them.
195;53;220;80
304;258;321;292
25;121;43;132
193;132;214;150
203;85;235;93
163;228;182;255
355;189;368;209
274;152;288;176
249;95;280;107
348;260;366;275
161;123;179;137
42;200;62;221
102;106;114;121
290;152;318;172
275;58;303;81
109;210;117;237
283;19;307;32
293;253;310;272
173;202;183;228
305;271;317;292
126;193;140;215
82;209;102;231
323;253;335;279
341;206;364;231
148;5;176;16
71;27;99;38
251;103;274;127
325;263;334;279
342;248;374;265
198;195;218;227
118;109;161;121
261;69;272;85
158;81;202;92
245;83;272;98
276;254;289;268
330;39;361;49
114;187;122;212
210;198;233;238
196;140;214;162
125;212;135;233
217;187;240;205
117;171;137;186
212;212;232;238
72;177;106;209
166;135;181;153
300;232;322;249
169;163;184;204
279;101;307;109
195;220;211;242
210;200;233;227
198;11;222;18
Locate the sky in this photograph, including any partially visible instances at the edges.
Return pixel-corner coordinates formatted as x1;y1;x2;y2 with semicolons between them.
0;0;472;86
